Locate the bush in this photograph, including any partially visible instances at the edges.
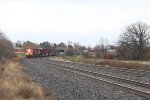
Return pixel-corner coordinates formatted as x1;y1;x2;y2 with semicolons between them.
0;31;14;60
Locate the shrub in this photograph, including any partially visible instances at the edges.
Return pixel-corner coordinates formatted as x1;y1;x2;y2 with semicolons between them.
0;31;14;60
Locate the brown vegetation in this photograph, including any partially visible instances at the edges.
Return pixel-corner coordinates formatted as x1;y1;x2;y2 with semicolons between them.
81;59;150;71
61;56;150;71
0;32;14;59
0;58;55;100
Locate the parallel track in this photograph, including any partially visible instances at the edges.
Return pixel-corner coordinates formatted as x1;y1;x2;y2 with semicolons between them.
33;58;150;99
52;60;150;77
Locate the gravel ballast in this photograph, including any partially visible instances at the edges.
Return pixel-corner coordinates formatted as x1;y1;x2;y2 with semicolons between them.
22;58;146;100
47;58;150;84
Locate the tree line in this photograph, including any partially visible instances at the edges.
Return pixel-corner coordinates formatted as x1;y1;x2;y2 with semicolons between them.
1;21;150;60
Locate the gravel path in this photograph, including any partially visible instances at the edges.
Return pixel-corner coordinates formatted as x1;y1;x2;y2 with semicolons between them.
22;58;146;100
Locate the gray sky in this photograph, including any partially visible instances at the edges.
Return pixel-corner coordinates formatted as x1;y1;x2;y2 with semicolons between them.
0;0;150;46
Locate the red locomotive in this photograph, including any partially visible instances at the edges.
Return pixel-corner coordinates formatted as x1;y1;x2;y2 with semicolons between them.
26;48;52;58
26;48;33;58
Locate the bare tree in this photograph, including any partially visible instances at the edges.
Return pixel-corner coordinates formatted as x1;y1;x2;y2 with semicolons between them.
66;41;74;56
67;41;73;49
15;40;22;48
73;42;80;49
58;42;67;48
117;21;150;60
0;31;14;59
73;42;80;55
22;41;40;49
95;38;108;58
0;31;6;39
52;43;57;55
39;41;53;49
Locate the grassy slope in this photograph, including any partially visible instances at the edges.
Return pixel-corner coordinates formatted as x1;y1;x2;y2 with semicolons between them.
0;58;56;100
56;56;150;71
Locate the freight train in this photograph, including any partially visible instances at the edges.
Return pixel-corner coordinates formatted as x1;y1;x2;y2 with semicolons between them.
26;48;52;58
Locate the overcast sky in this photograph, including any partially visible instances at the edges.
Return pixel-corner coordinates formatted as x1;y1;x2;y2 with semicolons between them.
0;0;150;46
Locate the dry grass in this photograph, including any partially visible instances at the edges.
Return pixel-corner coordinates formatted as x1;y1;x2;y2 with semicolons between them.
81;59;150;71
0;58;56;100
54;56;73;63
54;57;66;62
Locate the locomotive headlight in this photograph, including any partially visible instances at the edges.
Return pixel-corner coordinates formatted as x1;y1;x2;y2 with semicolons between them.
28;49;31;52
26;53;29;55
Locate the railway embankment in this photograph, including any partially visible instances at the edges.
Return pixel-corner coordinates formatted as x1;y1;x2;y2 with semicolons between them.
22;58;149;100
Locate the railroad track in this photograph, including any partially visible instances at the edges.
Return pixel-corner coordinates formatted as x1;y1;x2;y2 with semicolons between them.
48;60;150;84
33;58;150;99
51;60;150;77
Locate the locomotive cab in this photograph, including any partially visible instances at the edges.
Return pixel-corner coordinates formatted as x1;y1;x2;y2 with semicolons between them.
26;48;33;58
